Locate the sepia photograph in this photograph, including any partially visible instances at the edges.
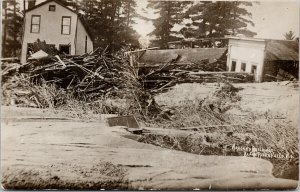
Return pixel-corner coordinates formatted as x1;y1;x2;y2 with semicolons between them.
1;0;299;190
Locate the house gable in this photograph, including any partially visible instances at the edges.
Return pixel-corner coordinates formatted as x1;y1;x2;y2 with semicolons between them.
21;0;93;63
24;0;93;44
23;0;78;45
21;0;78;63
25;0;77;15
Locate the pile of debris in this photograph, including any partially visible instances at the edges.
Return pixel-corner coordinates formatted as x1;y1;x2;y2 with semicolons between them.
1;44;251;118
1;47;164;119
265;68;298;82
2;48;139;97
138;62;254;93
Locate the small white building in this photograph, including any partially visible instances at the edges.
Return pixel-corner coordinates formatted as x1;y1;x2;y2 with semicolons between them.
226;36;298;82
226;36;266;82
21;0;93;63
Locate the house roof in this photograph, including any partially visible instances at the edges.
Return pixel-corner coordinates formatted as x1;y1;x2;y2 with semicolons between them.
138;48;227;65
265;40;299;61
25;0;93;40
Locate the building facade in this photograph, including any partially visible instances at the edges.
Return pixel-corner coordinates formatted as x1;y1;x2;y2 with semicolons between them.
21;0;93;63
226;36;298;82
226;37;265;82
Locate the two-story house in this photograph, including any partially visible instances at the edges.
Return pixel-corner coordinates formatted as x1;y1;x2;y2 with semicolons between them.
21;0;93;63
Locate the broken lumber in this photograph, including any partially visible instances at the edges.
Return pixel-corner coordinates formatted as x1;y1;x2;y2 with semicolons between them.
180;123;254;131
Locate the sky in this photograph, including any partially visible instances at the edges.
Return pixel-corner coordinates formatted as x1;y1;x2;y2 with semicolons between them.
246;0;299;39
19;0;299;40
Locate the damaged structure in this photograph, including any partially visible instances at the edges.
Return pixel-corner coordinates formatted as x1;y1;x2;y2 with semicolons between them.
127;47;254;92
226;36;299;82
20;0;93;64
129;36;298;85
128;47;227;70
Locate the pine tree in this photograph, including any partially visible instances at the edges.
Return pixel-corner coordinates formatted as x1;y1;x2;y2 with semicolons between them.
79;0;140;52
284;31;295;40
2;0;23;57
147;1;191;48
182;1;257;39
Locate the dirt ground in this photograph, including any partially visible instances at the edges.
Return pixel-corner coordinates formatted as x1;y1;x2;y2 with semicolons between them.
155;81;298;126
1;102;298;190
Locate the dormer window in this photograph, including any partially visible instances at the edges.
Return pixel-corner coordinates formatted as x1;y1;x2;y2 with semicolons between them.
49;5;55;11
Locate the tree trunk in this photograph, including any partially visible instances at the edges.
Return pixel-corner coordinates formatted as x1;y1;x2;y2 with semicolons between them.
164;2;171;49
23;0;26;12
2;1;8;57
232;1;238;35
126;1;131;28
13;0;17;56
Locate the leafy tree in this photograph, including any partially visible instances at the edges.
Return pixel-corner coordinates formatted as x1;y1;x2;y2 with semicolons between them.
147;1;191;48
181;1;257;39
284;30;295;40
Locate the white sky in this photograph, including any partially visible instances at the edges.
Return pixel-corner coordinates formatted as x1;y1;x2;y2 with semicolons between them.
246;1;299;39
20;0;299;40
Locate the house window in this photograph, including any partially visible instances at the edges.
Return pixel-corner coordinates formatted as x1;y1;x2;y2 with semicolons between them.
231;60;236;72
241;62;246;72
30;15;41;33
49;5;56;11
61;16;71;35
59;44;70;55
251;65;257;74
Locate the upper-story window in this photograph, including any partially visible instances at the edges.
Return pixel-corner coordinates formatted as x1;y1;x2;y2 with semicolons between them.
61;16;71;35
49;5;56;11
30;15;41;33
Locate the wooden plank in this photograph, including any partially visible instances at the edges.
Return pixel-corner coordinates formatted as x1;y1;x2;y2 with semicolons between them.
107;115;140;128
180;123;254;131
189;71;252;75
1;57;19;62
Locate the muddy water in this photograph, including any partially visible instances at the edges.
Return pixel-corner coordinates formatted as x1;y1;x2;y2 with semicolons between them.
124;133;298;181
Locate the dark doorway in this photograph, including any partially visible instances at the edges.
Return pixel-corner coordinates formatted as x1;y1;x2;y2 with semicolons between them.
251;65;257;74
231;61;236;72
59;44;70;55
241;62;246;72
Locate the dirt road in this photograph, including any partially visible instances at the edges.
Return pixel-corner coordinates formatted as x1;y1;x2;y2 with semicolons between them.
1;106;298;190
